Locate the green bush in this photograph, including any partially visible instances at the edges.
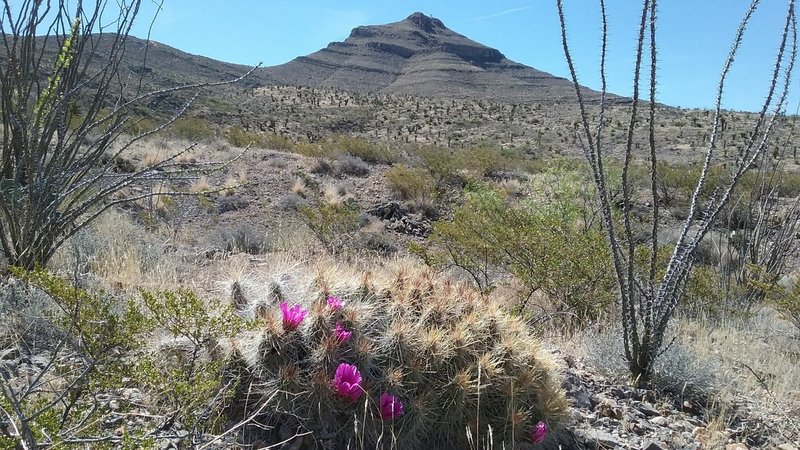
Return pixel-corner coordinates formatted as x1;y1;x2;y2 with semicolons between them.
225;262;568;448
458;145;507;177
226;126;263;147
134;289;249;429
1;268;250;448
262;133;295;151
125;116;156;135
415;184;615;320
413;145;465;184
328;134;397;164
776;170;800;197
298;198;362;255
385;165;437;201
169;116;214;141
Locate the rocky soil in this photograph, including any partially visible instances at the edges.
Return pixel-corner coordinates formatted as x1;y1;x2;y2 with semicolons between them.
555;351;799;450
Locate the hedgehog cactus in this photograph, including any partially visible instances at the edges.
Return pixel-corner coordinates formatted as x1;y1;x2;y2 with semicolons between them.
225;260;568;449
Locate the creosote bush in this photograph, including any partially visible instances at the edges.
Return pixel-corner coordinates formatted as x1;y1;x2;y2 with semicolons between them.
169;116;214;141
225;260;568;449
414;182;614;320
385;165;437;201
0;268;250;448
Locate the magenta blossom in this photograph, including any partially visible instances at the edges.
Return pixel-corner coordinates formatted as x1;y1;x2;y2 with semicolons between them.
379;392;404;420
332;363;363;403
280;302;307;331
530;421;548;444
326;295;343;311
334;322;352;343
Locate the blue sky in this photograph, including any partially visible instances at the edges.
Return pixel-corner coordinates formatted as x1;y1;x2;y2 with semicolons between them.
128;1;798;112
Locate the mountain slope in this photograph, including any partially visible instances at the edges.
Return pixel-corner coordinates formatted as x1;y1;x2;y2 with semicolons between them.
264;12;601;102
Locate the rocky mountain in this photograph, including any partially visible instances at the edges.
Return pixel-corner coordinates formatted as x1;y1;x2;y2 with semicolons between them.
263;12;604;103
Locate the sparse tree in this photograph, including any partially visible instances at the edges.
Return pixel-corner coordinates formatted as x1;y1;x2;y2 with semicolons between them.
558;0;797;385
0;0;256;270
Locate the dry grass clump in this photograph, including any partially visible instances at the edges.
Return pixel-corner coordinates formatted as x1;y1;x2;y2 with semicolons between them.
222;258;568;449
576;308;800;429
50;210;178;294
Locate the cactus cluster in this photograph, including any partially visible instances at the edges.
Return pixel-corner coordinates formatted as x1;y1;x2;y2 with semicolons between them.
224;259;568;449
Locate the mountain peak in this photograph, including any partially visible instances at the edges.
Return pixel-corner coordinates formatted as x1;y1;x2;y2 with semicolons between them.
404;12;446;32
265;12;605;102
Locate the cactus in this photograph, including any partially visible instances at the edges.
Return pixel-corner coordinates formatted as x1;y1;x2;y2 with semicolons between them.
223;260;568;449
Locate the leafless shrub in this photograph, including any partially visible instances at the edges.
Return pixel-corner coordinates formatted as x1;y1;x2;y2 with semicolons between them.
558;0;797;385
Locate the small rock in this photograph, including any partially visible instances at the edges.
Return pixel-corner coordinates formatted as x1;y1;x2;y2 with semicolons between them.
566;384;594;410
595;399;623;420
649;416;668;427
686;417;704;427
610;387;627;399
582;429;623;449
642;442;666;450
670;420;694;432
638;402;661;417
726;444;748;450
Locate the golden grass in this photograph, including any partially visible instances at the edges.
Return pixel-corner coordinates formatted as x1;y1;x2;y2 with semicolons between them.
677;309;800;405
190;176;211;193
51;210;179;294
291;178;307;197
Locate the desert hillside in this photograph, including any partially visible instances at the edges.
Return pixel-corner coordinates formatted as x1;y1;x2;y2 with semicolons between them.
1;6;799;450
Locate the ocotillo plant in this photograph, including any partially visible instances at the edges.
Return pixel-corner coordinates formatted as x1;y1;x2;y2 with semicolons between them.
557;0;797;385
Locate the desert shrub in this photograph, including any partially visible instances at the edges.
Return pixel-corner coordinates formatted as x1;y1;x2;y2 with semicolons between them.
1;269;148;447
776;170;800;197
298;198;362;254
134;289;250;430
125;116;156;135
262;133;295;152
1;269;251;448
335;154;370;176
415;184;615;320
277;193;304;211
218;223;268;254
225;261;568;449
217;195;250;213
385;165;437;201
226;126;262;147
413;145;465;185
580;327;719;401
169;116;214;141
767;277;800;334
309;157;336;175
328;134;397;164
292;141;335;159
458;145;507;177
655;162;730;206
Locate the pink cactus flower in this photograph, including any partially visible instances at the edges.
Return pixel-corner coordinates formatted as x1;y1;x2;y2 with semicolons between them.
280;302;307;331
530;420;548;444
326;295;343;311
379;392;404;420
332;363;363;403
334;322;352;343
